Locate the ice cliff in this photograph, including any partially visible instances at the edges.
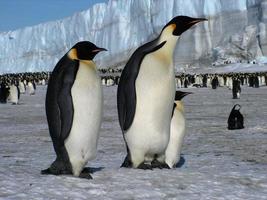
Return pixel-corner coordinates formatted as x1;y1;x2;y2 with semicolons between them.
0;0;267;74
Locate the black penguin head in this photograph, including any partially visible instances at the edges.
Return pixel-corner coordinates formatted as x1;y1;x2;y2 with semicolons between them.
175;91;192;101
68;41;107;61
163;16;207;36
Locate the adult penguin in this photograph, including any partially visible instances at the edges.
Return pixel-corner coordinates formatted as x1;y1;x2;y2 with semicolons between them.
8;81;20;105
118;16;207;169
0;82;10;103
232;77;241;99
18;80;26;94
28;80;35;95
42;41;107;179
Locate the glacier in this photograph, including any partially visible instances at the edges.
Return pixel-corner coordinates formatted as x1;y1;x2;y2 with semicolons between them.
0;0;267;74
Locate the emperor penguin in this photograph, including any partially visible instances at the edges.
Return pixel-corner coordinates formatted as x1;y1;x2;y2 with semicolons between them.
19;80;26;94
164;91;191;168
41;41;107;179
0;82;10;103
28;80;35;95
8;81;20;105
232;77;241;99
118;16;207;169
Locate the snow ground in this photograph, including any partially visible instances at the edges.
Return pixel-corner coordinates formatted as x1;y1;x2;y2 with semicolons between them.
0;85;267;200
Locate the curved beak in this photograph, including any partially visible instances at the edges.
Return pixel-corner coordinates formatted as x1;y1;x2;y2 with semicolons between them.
92;47;108;53
181;92;193;98
188;18;208;26
175;91;193;101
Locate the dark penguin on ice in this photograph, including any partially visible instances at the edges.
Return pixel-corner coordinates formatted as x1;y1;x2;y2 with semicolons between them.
42;41;107;179
0;82;10;103
232;77;241;99
118;16;207;169
228;104;244;130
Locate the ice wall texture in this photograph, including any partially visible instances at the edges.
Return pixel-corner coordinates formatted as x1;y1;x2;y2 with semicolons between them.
0;0;266;74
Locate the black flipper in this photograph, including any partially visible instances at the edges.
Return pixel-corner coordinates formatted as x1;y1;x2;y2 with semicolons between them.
45;54;79;171
117;38;167;132
120;153;132;168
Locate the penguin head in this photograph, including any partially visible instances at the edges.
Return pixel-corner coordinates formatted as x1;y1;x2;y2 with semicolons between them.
175;91;192;101
68;41;107;61
163;16;207;36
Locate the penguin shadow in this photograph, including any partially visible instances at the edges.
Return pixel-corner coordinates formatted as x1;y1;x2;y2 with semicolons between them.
175;156;186;168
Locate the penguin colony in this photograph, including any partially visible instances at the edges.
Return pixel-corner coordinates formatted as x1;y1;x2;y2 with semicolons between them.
0;72;49;104
0;15;266;179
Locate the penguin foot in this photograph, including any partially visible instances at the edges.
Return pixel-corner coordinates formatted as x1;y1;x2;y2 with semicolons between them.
41;160;72;176
41;167;71;176
120;154;133;168
137;162;153;170
151;160;170;169
41;168;53;175
79;172;93;179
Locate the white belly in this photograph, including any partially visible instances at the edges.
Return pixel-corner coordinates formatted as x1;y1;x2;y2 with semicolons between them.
65;62;103;176
28;83;35;95
19;82;25;93
9;85;18;104
165;109;185;168
125;52;175;158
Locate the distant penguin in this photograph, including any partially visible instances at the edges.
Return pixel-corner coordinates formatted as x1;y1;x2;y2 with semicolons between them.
227;76;233;90
218;76;224;87
118;16;206;169
254;75;259;88
8;82;20;105
42;41;107;179
19;80;26;94
115;76;120;85
202;74;208;87
232;78;241;99
164;91;191;168
0;82;10;103
107;76;114;86
211;76;219;89
41;79;46;86
207;76;211;88
101;77;107;86
176;77;182;88
28;81;35;95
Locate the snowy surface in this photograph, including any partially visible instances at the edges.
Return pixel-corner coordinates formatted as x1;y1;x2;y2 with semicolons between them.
0;85;267;199
0;0;267;73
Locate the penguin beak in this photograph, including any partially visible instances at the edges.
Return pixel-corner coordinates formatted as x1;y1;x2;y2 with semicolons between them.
92;47;108;53
187;18;207;27
181;92;193;98
175;91;193;101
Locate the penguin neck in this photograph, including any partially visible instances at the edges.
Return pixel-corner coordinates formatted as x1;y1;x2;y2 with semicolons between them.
79;60;97;71
174;101;184;113
158;28;179;58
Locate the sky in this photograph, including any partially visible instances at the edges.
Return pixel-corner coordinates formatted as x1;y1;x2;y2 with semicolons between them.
0;0;108;32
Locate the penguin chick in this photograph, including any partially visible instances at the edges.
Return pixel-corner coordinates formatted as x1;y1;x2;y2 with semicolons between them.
165;91;192;168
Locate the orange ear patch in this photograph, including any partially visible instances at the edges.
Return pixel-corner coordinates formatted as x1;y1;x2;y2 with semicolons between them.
170;24;176;30
68;48;78;60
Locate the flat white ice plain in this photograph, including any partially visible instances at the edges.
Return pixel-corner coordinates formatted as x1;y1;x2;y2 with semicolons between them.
0;85;267;199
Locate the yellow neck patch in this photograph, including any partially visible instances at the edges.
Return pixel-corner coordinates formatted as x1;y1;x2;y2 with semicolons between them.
175;101;184;113
68;48;78;60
